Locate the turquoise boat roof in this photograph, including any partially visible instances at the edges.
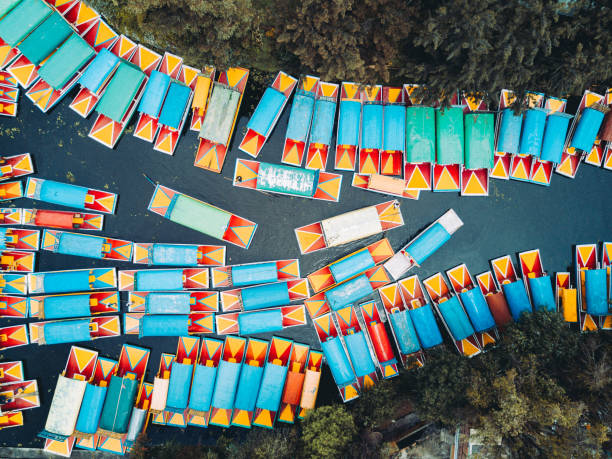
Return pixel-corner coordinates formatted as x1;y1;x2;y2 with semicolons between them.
137;70;171;117
0;0;51;47
255;162;317;197
247;86;286;136
79;48;120;93
0;0;22;18
158;82;191;129
37;34;94;89
18;12;72;65
96;61;145;122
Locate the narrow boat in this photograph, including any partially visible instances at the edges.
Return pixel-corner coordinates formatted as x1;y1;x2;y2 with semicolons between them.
334;82;361;171
239;71;297;158
189;66;215;131
215;305;307;335
297;349;323;419
278;343;310;424
304;81;338;170
432;95;463;192
358;85;383;175
474;271;513;327
294;201;403;254
29;315;121;346
252;336;293;429
119;268;209;291
220;278;309;312
28;268;117;294
518;249;556;312
0;294;28;318
599;91;612;171
149;353;175;425
380;86;406;176
23;208;104;231
554;271;578;325
132;242;225;267
281;75;319;166
121;381;154;452
0;250;35;272
575;243;610;331
127;290;218;314
422;272;482;357
28;292;119;319
194;67;249;173
211;259;299;289
187;337;223;427
359;300;400;378
490;255;533;321
26;177;118;214
123;311;215;336
461;92;494;196
42;229;133;262
231;338;269;428
164;336;200;426
599;242;612;329
148;184;257;249
0;153;34;181
404;84;434;190
233;159;342;202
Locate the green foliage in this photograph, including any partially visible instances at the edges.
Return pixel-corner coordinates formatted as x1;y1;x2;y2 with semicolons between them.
348;379;404;430
301;404;357;459
225;427;300;459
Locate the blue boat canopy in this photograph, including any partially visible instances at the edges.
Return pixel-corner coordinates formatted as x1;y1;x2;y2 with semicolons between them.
43;294;92;319
519;108;547;156
239;309;283;335
256;362;288;412
234;363;264;412
309;98;336;145
75;384;106;435
337;100;360;147
41;270;96;294
188;364;217;413
383;104;406;152
79;48;120;93
437;296;475;341
361;103;383;150
409;305;443;349
57;232;104;259
390;309;421;354
43;319;91;345
570;107;605;152
166;362;193;412
159;82;191;129
540;112;572;163
584;269;608;316
39;180;88;209
321;338;355;386
459;288;495;332
528;275;556;312
329;250;375;284
211;361;241;409
241;282;290;311
325;275;373;311
406;223;451;265
138;70;171;117
145;292;191;314
496;108;523;154
247;87;286;136
232;262;278;287
140;315;189;337
345;331;376;377
151;244;199;266
135;269;184;291
285;89;315;143
502;280;532;321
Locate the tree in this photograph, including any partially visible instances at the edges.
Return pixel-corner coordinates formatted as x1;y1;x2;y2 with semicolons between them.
301;404;357;459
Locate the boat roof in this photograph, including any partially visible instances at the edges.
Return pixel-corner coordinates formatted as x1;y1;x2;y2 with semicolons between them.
158;81;190;129
96;61;145;122
18;11;72;65
0;0;51;47
37;34;94;89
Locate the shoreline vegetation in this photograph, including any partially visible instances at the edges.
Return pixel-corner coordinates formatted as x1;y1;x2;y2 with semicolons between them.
90;0;611;109
128;311;610;458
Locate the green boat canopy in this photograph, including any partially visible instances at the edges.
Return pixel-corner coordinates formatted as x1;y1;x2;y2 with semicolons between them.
0;0;22;19
464;112;494;170
98;375;138;435
436;107;464;165
37;34;94;89
0;0;51;46
18;12;72;65
168;194;231;240
199;83;240;145
255;162;317;197
96;61;145;122
405;106;435;163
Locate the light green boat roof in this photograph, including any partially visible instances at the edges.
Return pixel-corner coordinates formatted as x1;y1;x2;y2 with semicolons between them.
436;107;464;165
37;33;94;89
96;61;145;122
0;0;22;19
255;162;317;197
168;194;231;240
464;113;494;170
18;12;72;65
199;83;240;145
405;106;435;163
0;0;51;46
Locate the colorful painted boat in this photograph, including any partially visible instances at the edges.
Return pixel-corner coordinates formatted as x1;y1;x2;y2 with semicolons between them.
554;271;578;324
0;361;24;384
461;92;493;196
96;344;150;448
403;85;434;191
123;312;215;337
88;45;161;148
307;239;395;293
233;159;343;202
518;249;556;312
122;381;154;451
598;90;612;171
25;178;118;214
0;227;39;250
556;90;606;179
378;276;440;361
380;86;406;176
0;153;33;181
334;82;361;171
0;324;29;350
28;268;117;294
189;66;215;131
0;379;39;413
132;242;225;267
422;272;482;357
215;305;307;335
119;268;209;291
23;208;104;231
278;343;309;424
490;255;533;321
358;85;383;175
0;273;27;294
240;71;297;158
0;207;22;225
208;336;246;427
599;242;612;330
359;300;400;378
446;264;499;347
0;180;22;201
149;353;174;424
187;337;223;428
194;67;249;173
297;349;323;419
147;184;257;249
351;172;420;201
230;337;268;428
29;315;121;345
281;75;319;166
575;244;610;331
474;271;513;327
73;357;118;441
127;291;218;314
383;209;463;281
295;201;403;255
335;305;379;388
39;346;98;443
312;312;359;402
211;259;299;289
252;336;293;429
220;278;309;312
42;229;133;262
0;250;35;272
304;81;338;170
165;336;200;424
29;291;119;319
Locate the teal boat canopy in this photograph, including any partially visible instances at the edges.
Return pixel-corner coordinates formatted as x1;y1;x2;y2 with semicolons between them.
18;12;72;65
96;61;145;122
0;0;51;47
405;106;435;163
436;107;464;165
167;194;231;240
37;34;94;89
199;83;240;145
0;0;22;18
464;112;494;169
255;162;317;197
